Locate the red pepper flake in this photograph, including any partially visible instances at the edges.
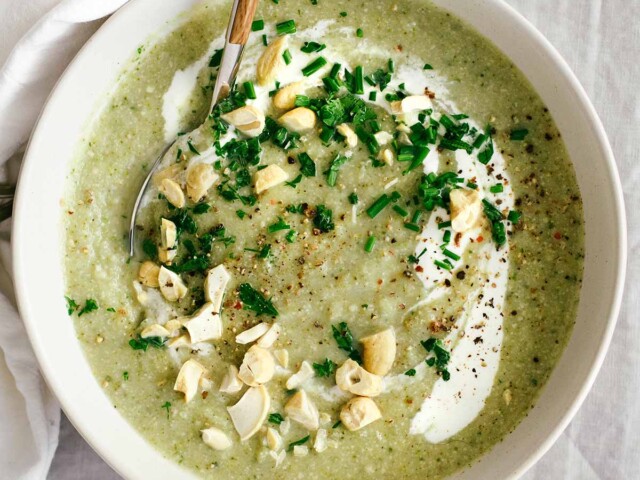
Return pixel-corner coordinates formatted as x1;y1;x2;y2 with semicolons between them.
415;265;424;273
476;235;484;243
233;300;243;310
553;231;562;240
377;279;383;285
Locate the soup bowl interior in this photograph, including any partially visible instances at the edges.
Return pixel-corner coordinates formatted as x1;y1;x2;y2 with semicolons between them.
12;0;625;478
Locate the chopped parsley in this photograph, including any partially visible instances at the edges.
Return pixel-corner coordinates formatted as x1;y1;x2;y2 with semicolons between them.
421;337;451;381
192;202;211;214
404;368;417;376
65;296;78;315
298;152;316;177
268;413;285;425
348;192;359;205
238;283;279;316
313;205;335;232
510;128;529;141
161;401;172;419
268;217;291;233
313;358;337;377
325;154;348;186
77;299;98;316
285;174;303;188
482;199;506;246
123;371;129;381
129;335;166;351
332;322;362;363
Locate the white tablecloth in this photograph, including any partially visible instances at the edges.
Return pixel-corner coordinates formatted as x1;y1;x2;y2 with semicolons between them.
1;0;638;478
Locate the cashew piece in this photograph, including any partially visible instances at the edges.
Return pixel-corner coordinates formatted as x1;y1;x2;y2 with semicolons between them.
278;107;316;133
257;36;287;86
186;163;219;202
450;188;482;233
361;328;396;376
220;105;265;138
238;345;275;386
335;359;383;397
158;178;185;208
340;397;382;431
138;261;160;287
254;164;288;194
273;81;306;110
336;123;358;148
284;389;319;431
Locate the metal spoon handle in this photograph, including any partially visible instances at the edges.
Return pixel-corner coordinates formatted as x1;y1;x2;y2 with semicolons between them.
210;0;259;109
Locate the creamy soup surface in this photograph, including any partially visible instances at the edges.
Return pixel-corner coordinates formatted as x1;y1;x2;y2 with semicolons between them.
63;0;584;478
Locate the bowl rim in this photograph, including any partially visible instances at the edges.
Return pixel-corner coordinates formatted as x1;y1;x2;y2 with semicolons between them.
11;0;627;478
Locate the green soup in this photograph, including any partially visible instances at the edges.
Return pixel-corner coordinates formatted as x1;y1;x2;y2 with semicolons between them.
62;0;584;478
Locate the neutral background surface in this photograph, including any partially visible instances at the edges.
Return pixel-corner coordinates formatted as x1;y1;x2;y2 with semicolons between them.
2;0;638;479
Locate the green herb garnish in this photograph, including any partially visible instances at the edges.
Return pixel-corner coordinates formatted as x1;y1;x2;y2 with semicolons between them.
302;57;327;76
251;19;264;31
276;19;297;35
510;128;529;141
325;154;348;186
161;401;172;419
65;296;78;315
313;205;335;232
268;413;285;425
404;368;417;376
238;283;279;316
364;235;376;252
78;299;98;316
288;435;310;451
268;217;291;233
298;152;316;177
332;322;362;363
313;358;337;377
129;335;165;351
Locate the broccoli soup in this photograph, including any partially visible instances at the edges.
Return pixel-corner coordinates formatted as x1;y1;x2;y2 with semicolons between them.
63;0;584;477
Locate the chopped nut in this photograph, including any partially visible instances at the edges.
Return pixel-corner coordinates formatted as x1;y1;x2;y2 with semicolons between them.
158;178;185;208
153;163;183;187
254;164;288;194
335;359;383;397
450;188;482;233
138;261;160;288
340;397;382;431
219;365;243;394
221;105;265;138
204;264;230;313
227;385;270;441
256;323;281;348
182;303;222;343
158;266;188;302
278;107;316;132
201;427;232;450
273;81;306;110
373;131;393;146
174;359;207;403
266;427;283;451
285;389;319;431
293;445;308;457
390;95;433;115
336;123;358;147
285;360;315;390
273;349;289;368
257;36;287;86
186;163;219;202
236;322;271;345
238;345;275;386
361;328;396;376
141;324;170;339
313;428;327;453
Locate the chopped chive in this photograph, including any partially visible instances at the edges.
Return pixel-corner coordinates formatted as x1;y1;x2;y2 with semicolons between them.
302;57;327;76
366;194;391;218
329;63;342;78
490;183;504;194
354;65;364;95
508;210;522;224
267;217;290;233
404;222;421;232
356;28;364;37
285;229;297;243
348;192;359;205
510;128;529;141
369;91;377;101
392;205;408;217
404;146;430;174
434;259;452;270
443;230;451;243
282;49;292;65
276;19;296;35
322;76;340;93
388;58;395;72
438;220;452;229
251;19;264;31
443;248;460;261
411;210;422;224
187;140;200;155
467;181;478;190
243;81;256;99
398;82;405;90
262;34;268;46
364;236;376;252
423;63;433;70
300;41;326;53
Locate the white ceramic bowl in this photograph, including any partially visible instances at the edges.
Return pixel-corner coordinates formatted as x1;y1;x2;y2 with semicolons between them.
12;0;626;478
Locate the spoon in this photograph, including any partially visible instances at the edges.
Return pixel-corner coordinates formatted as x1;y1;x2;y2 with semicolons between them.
128;0;259;257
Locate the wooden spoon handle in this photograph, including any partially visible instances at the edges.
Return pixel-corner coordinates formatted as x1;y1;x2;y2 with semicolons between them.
229;0;259;45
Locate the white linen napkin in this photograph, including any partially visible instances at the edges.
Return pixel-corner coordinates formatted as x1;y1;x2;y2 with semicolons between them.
0;1;127;478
